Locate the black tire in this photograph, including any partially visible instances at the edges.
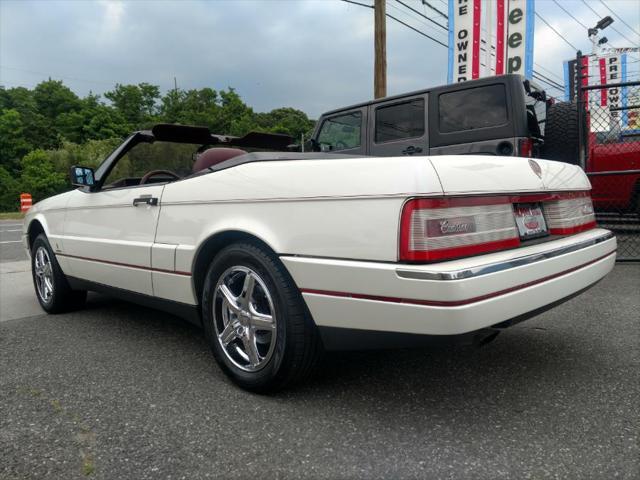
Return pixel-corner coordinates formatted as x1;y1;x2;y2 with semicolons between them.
541;101;580;164
201;241;323;392
31;234;87;313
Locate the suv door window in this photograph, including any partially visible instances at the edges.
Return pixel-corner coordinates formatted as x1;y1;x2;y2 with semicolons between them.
375;99;425;143
316;112;362;151
438;84;508;133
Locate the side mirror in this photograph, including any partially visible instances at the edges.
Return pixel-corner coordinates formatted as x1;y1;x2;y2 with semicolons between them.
70;165;96;188
306;138;320;152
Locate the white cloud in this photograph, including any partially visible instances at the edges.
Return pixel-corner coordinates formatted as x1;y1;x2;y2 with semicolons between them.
0;0;638;117
99;0;125;32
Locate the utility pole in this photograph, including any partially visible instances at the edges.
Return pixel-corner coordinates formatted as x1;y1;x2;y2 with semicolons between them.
374;0;387;99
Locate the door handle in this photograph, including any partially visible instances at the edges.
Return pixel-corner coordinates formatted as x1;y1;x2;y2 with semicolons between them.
401;145;423;155
132;195;159;207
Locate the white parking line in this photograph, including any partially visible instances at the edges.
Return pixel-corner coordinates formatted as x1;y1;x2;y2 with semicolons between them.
0;229;22;232
0;241;23;244
0;224;23;227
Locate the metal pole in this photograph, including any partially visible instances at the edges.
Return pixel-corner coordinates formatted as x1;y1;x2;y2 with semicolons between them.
575;50;586;169
374;0;387;99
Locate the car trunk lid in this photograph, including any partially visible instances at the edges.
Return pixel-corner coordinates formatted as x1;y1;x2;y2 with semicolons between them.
427;155;590;195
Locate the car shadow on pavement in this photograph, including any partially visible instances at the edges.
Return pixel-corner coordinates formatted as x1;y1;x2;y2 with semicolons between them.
76;291;603;409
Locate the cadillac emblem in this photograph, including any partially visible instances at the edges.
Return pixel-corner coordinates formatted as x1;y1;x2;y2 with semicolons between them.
529;159;542;179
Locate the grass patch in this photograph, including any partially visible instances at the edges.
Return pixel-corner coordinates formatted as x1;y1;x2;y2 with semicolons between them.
0;212;24;220
82;454;95;476
50;399;63;413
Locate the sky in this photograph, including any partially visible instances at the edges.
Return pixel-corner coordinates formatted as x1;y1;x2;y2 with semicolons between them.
1;0;639;118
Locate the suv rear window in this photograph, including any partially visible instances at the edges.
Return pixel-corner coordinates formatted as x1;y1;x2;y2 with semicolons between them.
375;99;425;143
438;84;508;133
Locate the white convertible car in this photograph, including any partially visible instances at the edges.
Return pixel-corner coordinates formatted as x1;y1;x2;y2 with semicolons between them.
23;124;616;391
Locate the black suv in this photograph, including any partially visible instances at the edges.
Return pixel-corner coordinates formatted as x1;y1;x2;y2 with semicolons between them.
308;74;572;161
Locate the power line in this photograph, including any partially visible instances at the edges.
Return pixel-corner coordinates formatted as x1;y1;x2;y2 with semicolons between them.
387;11;448;47
388;2;448;39
532;75;565;94
0;64;115;87
533;62;564;84
552;0;589;30
597;0;640;38
340;0;373;9
395;0;447;31
533;77;563;91
0;80;39;89
535;12;579;52
551;0;620;51
533;71;564;90
340;0;447;48
421;0;447;20
342;0;569;94
580;0;637;45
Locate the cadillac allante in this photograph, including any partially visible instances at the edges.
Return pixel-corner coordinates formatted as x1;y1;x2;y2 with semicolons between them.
22;124;616;391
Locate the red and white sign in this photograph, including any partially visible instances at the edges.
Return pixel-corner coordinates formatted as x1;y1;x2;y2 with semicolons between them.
605;55;622;117
495;0;533;77
449;0;482;82
449;0;535;83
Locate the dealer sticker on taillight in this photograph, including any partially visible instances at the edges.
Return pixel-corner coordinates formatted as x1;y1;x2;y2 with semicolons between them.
514;203;548;240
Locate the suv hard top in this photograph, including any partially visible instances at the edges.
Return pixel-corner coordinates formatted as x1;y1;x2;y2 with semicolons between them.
309;74;548;159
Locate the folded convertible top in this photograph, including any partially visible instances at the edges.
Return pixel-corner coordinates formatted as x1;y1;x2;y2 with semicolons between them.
146;124;293;150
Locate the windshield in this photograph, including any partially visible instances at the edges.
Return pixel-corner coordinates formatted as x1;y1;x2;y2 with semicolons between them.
102;141;201;188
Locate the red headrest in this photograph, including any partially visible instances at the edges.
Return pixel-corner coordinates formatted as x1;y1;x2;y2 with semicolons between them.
193;148;247;173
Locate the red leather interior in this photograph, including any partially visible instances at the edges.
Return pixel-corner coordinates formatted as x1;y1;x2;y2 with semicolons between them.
193;148;247;173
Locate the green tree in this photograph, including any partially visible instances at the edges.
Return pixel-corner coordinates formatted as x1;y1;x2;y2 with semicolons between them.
57;93;130;143
33;80;81;120
256;107;315;140
0;86;54;149
217;88;254;135
105;83;160;125
0;165;21;211
47;138;122;174
0;109;31;172
160;87;220;127
19;149;67;202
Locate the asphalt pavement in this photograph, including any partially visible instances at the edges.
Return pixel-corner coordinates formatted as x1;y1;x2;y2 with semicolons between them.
1;219;639;479
0;220;26;262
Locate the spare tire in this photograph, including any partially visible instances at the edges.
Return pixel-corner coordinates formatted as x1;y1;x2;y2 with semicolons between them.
541;102;580;164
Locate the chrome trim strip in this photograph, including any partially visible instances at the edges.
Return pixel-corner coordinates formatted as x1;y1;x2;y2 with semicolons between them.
396;231;615;281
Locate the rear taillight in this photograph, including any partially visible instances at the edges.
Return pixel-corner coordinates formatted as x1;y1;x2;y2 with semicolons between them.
400;192;597;262
518;138;534;158
544;192;596;234
399;197;520;262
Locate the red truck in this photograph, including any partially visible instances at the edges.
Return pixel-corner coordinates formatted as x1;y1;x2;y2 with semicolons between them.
586;135;640;213
540;96;640;214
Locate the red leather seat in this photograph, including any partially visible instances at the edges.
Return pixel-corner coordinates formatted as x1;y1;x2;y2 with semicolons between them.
193;148;247;173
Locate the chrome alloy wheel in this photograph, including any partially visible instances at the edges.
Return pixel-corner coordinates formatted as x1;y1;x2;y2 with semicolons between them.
212;266;277;372
34;246;54;303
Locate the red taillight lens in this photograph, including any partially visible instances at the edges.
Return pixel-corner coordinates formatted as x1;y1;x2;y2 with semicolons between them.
544;193;596;234
399;192;597;262
518;138;534;158
399;197;520;262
